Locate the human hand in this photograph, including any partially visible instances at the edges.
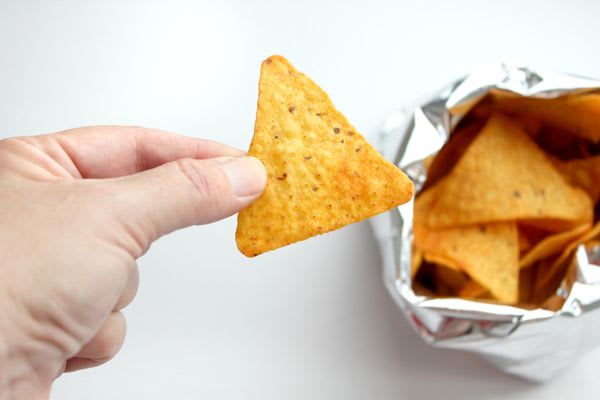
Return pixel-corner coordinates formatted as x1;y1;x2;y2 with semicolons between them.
0;126;266;399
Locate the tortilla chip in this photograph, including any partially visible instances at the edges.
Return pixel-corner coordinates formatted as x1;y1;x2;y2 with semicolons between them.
420;114;593;230
422;252;461;271
515;116;543;138
517;218;585;233
519;223;591;269
434;264;468;295
517;224;548;252
413;219;519;304
543;220;600;284
518;233;532;253
534;255;575;304
554;155;600;203
422;154;436;172
459;280;490;299
236;56;414;256
519;266;535;304
492;91;600;142
423;117;484;189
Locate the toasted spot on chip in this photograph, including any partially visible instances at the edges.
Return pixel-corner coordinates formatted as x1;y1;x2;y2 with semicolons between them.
236;55;414;257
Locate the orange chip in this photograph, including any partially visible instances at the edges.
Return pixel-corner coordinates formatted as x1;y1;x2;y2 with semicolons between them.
413;219;519;304
236;56;414;256
518;233;533;253
517;224;548;253
422;252;461;271
540;221;600;288
554;155;600;203
515;115;543;138
459;280;490;299
434;264;468;295
419;114;593;230
519;223;591;269
519;266;535;304
423;117;484;189
492;91;600;142
534;256;574;305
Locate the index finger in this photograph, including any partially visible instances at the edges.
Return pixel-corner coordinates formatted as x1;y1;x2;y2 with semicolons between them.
35;126;245;179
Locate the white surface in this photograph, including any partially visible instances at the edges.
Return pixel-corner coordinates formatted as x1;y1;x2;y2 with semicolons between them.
1;1;600;398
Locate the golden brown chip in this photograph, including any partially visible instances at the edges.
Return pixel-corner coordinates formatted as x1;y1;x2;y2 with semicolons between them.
518;266;535;304
419;114;593;230
519;223;591;269
492;91;600;142
515;115;543;138
517;224;548;253
413;220;519;304
518;232;532;253
236;56;414;257
423;117;484;189
459;280;490;299
554;155;600;203
534;256;574;305
422;154;436;173
434;264;468;296
435;265;468;290
542;220;600;285
422;252;461;270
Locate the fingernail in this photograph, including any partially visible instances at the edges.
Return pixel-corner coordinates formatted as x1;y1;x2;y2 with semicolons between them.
219;156;267;197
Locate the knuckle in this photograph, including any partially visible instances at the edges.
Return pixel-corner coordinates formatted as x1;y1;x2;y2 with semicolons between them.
174;158;228;221
0;137;25;152
174;158;218;201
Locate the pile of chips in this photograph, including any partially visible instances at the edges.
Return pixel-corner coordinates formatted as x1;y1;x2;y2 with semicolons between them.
412;91;600;307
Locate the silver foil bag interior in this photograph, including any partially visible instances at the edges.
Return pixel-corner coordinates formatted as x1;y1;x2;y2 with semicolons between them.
370;64;600;382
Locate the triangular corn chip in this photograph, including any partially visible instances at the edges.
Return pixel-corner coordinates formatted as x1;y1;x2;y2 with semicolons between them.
420;114;593;230
541;220;600;288
236;56;414;257
519;223;591;269
434;265;468;293
459;280;490;299
554;155;600;203
422;252;462;271
413;219;519;304
492;91;600;142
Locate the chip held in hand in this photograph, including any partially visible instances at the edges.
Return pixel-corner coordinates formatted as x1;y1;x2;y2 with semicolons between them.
236;56;414;257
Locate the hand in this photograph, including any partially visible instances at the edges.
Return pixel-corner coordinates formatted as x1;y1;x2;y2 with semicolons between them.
0;126;266;399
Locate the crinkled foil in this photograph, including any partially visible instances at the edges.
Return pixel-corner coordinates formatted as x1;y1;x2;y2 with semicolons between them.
370;64;600;382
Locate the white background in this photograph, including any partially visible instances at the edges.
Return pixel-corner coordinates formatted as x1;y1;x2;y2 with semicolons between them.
1;1;600;399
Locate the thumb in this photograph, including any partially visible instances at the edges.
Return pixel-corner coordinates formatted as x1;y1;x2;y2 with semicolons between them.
105;156;266;241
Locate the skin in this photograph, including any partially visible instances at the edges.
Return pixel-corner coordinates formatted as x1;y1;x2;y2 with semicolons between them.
0;126;266;399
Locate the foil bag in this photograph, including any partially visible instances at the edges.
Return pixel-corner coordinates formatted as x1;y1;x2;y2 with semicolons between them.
370;64;600;381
